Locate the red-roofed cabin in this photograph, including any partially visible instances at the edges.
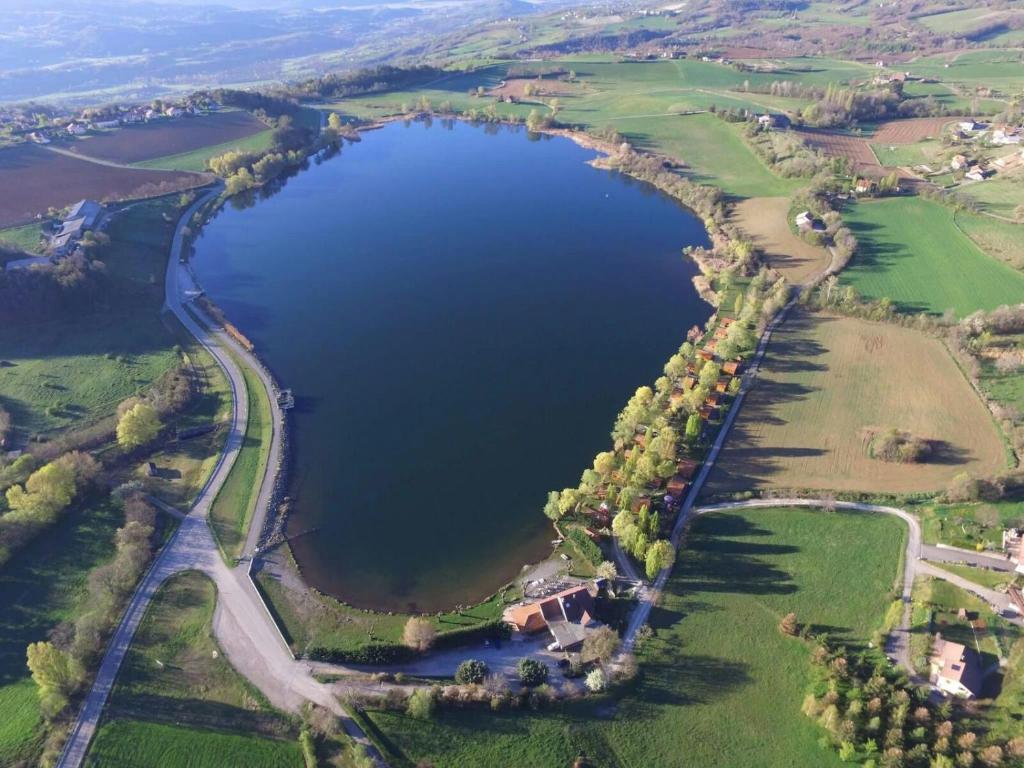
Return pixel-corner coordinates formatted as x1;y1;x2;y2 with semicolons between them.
666;475;688;496
705;392;724;407
722;361;742;376
705;340;718;352
713;326;729;340
699;405;717;420
721;317;734;327
715;379;730;393
697;350;714;361
631;497;652;513
682;375;698;390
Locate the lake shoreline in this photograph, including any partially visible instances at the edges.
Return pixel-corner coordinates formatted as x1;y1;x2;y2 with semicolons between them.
187;116;717;623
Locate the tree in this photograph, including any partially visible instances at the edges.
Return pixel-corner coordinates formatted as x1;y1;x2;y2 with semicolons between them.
582;625;620;664
645;540;675;579
402;617;436;652
116;402;161;449
406;687;436;719
596;561;617;579
543;490;561;520
779;612;798;636
585;668;607;692
26;641;83;719
663;353;688;380
593;451;616;479
517;658;548;687
684;412;702;443
455;659;489;685
631;530;649;561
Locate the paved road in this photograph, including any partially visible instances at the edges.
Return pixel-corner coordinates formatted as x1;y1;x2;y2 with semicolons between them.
58;189;386;768
923;544;1017;572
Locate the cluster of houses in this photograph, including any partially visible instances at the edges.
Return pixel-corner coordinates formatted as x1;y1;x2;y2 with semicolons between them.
22;98;221;145
50;199;103;256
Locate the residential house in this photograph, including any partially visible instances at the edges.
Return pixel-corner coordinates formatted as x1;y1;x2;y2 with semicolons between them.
992;128;1021;146
675;458;700;481
929;635;981;698
66;122;87;136
958;120;980;133
721;360;742;376
714;378;730;393
666;475;688;498
795;211;825;232
67;199;102;229
854;178;876;195
502;583;600;651
698;405;717;420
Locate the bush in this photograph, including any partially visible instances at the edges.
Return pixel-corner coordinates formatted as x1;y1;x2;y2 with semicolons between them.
455;659;489;685
433;619;509;651
517;658;549;687
567;528;603;565
306;643;415;665
584;668;607;693
406;687;436;720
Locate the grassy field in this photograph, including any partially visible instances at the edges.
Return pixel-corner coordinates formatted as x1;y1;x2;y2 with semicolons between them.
0;497;121;765
707;310;1007;495
133;129;275;172
104;571;291;738
85;720;302;768
870;140;943;169
365;507;904;768
841;197;1024;315
731;196;830;283
954;210;1024;270
209;361;271;559
0;221;45;253
0;198;182;441
929;561;1017;591
959;171;1024;219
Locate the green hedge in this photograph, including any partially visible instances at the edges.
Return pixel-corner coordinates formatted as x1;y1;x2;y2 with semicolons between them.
568;528;603;565
306;642;415;665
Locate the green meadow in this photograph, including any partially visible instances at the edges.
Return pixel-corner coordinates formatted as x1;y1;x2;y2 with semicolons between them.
133;129;275;172
841;197;1024;315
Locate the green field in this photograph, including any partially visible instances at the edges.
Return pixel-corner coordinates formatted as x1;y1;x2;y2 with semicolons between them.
870;140;943;169
366;507;904;768
0;221;46;254
841;197;1024;315
955;209;1024;269
0;497;121;765
960;172;1024;218
209;361;272;559
85;720;302;768
104;571;290;737
0;198;182;440
930;561;1017;591
133;129;275;172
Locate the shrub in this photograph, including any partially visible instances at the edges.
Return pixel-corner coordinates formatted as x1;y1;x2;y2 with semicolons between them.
568;527;603;565
517;658;549;687
455;659;489;685
306;643;414;665
584;668;607;693
406;688;436;720
403;617;437;652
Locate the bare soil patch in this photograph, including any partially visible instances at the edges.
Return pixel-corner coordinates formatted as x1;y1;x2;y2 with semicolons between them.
0;144;207;227
707;310;1007;495
731;196;831;284
795;128;883;175
488;78;579;100
67;112;267;164
873;117;953;144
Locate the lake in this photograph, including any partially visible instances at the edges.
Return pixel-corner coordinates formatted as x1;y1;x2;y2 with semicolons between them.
191;119;712;612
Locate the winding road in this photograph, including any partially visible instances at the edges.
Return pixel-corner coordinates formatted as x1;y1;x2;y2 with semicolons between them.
57;189;385;768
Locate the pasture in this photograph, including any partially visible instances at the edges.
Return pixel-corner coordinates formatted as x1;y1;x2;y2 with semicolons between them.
841;197;1024;315
69;111;268;165
366;507;903;768
85;720;302;768
0;498;121;766
959;170;1024;219
0;198;182;440
954;210;1024;270
870;140;943;169
731;196;830;283
707;311;1007;495
0;144;206;227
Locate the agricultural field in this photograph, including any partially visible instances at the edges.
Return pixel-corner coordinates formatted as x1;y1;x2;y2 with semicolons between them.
954;210;1024;270
132;128;275;172
366;507;904;768
871;117;953;144
67;111;269;165
841;197;1024;315
0;198;183;441
731;196;830;283
0;498;121;766
707;310;1007;495
870;140;944;170
85;720;302;768
0;143;206;227
794;128;883;176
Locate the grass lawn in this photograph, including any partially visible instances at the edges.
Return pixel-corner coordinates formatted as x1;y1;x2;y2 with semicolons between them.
365;507;904;768
104;571;291;738
841;197;1024;315
929;562;1018;591
0;221;46;254
959;172;1024;219
870;140;943;169
133;129;275;172
85;719;302;768
0;197;183;441
707;310;1007;495
954;210;1024;270
0;497;121;765
209;359;271;560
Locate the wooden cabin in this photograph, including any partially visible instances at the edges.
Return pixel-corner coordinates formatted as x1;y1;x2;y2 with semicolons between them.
722;360;742;376
676;458;700;480
715;378;730;393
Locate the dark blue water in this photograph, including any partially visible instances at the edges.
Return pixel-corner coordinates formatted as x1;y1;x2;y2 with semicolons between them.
192;119;711;612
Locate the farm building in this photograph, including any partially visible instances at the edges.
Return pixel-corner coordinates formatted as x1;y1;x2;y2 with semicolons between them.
929;635;981;698
50;199;102;255
502;583;600;651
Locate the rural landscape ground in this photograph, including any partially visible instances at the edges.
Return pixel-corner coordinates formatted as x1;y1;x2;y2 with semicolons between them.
2;0;1024;767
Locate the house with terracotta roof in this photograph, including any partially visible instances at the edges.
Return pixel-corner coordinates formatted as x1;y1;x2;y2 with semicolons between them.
722;360;742;376
929;635;981;698
675;458;700;480
502;583;600;651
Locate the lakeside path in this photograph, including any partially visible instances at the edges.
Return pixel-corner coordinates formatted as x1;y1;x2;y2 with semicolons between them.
57;188;386;768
